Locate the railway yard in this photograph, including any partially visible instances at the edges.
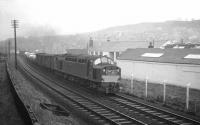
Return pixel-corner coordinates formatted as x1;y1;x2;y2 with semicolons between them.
2;1;200;125
3;53;200;125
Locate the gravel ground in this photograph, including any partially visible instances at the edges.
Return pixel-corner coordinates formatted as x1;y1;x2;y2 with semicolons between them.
7;61;80;125
0;61;25;125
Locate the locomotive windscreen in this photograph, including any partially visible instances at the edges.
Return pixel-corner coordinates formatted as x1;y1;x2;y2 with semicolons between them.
94;56;114;65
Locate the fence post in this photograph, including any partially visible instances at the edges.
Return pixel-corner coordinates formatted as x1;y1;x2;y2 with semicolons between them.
163;80;166;104
145;76;148;98
131;74;133;94
186;83;191;111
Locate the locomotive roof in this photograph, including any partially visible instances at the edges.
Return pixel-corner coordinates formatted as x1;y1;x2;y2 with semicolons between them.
36;53;114;62
61;54;103;60
36;53;57;56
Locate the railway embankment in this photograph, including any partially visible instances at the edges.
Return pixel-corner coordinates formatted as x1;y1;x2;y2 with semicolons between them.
0;60;25;125
120;78;200;117
7;61;77;125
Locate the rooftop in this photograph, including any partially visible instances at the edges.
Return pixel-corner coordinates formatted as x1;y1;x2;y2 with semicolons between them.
118;48;200;65
90;41;166;52
66;49;88;55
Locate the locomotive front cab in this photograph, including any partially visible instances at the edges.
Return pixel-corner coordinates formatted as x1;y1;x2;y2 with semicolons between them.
101;65;121;82
93;56;121;93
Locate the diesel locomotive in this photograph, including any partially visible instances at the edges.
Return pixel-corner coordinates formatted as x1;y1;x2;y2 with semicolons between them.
33;53;121;94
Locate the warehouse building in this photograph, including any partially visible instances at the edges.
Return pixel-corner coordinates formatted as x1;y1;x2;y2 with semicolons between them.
117;48;200;89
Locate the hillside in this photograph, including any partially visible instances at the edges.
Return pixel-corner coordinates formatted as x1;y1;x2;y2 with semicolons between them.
1;20;200;53
92;20;200;42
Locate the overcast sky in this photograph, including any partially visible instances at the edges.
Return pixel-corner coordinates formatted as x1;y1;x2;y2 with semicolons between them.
1;0;200;39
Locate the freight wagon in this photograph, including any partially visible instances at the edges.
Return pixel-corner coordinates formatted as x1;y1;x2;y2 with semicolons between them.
35;53;56;70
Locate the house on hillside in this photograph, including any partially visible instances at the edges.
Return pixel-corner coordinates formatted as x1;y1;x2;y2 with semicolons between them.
117;48;200;89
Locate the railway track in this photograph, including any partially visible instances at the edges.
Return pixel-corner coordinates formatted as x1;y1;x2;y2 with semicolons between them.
107;95;200;125
19;58;147;125
20;58;200;125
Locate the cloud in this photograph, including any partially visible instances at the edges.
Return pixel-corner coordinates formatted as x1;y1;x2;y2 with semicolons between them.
1;0;200;40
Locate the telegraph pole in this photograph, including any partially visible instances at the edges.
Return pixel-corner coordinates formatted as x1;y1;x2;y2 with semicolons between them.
8;40;11;60
11;20;19;69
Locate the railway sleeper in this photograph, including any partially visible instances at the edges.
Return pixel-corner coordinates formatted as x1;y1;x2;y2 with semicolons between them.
140;108;150;111
180;123;193;125
117;100;128;103
72;104;80;108
145;110;156;113
130;104;140;107
165;117;176;120
124;102;136;105
78;101;91;104
172;119;183;123
80;102;93;104
89;106;102;109
86;105;99;108
158;114;169;118
75;99;87;102
117;120;133;124
85;103;97;106
97;110;110;114
101;113;115;116
81;109;89;112
93;108;107;112
77;107;85;110
106;115;120;119
151;112;162;115
93;109;107;112
89;114;95;117
112;118;126;122
135;106;145;109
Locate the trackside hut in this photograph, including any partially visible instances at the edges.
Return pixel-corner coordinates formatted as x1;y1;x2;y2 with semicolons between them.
117;48;200;89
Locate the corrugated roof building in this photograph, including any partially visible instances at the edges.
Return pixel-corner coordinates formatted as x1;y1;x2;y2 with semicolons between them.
117;48;200;89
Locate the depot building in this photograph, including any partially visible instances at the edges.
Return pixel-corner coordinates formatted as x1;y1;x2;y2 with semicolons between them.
117;48;200;90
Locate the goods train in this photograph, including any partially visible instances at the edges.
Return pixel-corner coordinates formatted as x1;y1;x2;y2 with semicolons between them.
25;52;121;94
